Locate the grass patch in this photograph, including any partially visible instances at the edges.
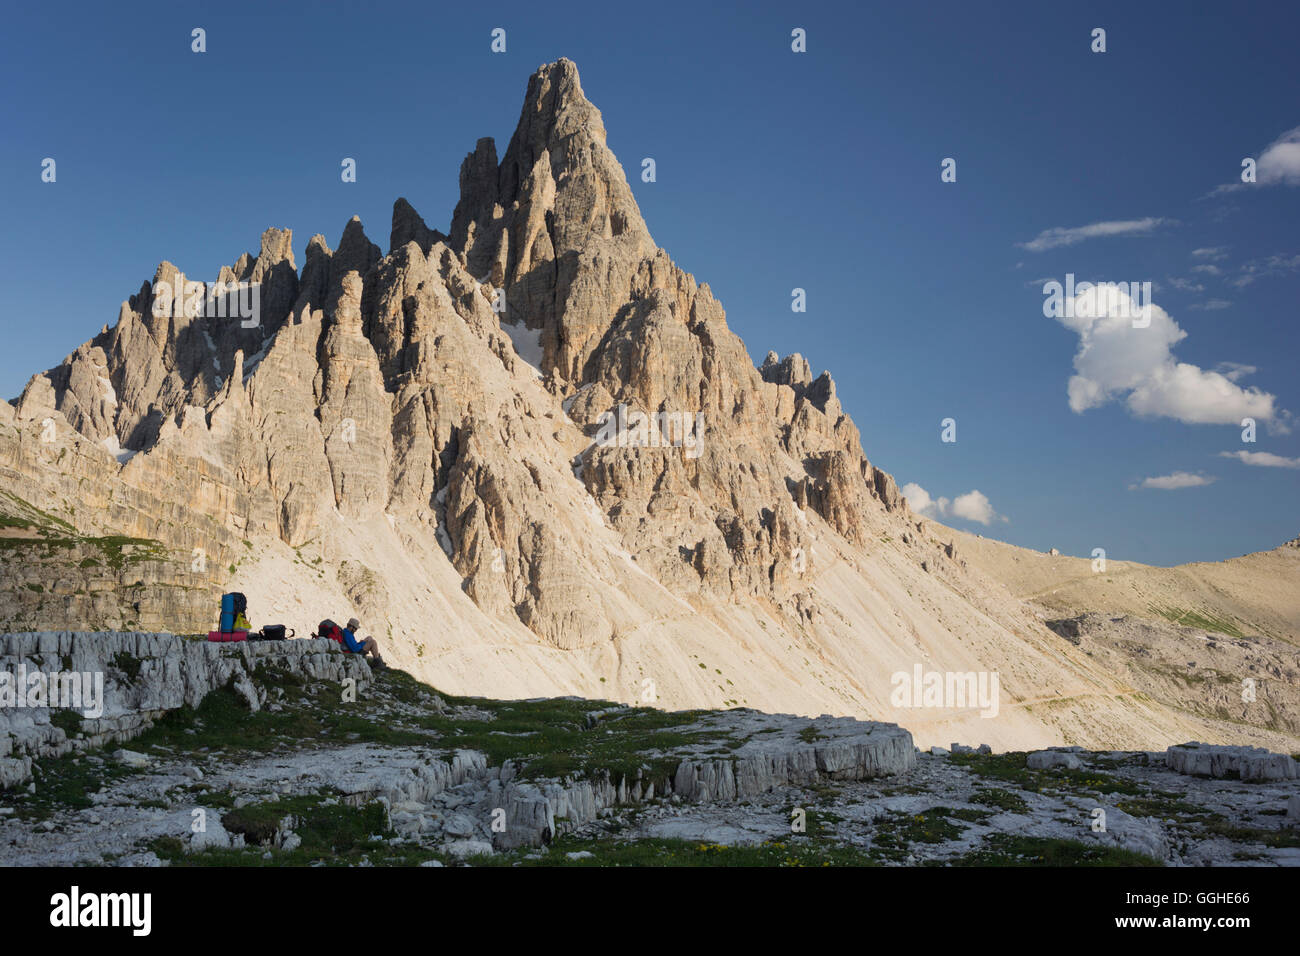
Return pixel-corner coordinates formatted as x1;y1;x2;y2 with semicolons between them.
48;709;83;737
955;833;1162;867
10;753;137;821
949;751;1145;796
89;535;169;570
1115;794;1222;822
149;796;432;866
1148;604;1245;639
1199;821;1300;849
869;807;978;862
220;794;386;851
128;676;429;756
413;692;713;788
786;804;843;837
0;490;75;533
477;834;882;867
970;788;1030;813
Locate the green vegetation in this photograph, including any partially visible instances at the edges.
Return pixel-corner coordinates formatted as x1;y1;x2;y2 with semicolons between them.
1115;794;1221;822
954;833;1162;867
178;784;237;809
12;753;138;821
150;796;420;867
90;667;707;791
947;751;1041;788
0;494;167;572
949;751;1146;797
415;690;715;788
221;794;384;850
969;787;1030;813
129;678;430;754
48;709;83;737
1147;604;1245;639
785;804;843;837
869;807;982;862
0;490;76;534
473;834;882;867
1198;821;1300;849
89;535;168;570
110;651;142;682
3;658;1238;869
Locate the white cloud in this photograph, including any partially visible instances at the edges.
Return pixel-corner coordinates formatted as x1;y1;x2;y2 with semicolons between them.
1167;276;1205;293
1208;126;1300;194
1049;283;1283;427
1188;299;1232;311
1018;217;1168;253
1190;263;1222;276
950;490;1000;525
1131;472;1217;490
901;482;944;517
901;483;1004;526
1232;253;1300;287
1192;247;1228;260
1219;450;1300;469
1258;126;1300;186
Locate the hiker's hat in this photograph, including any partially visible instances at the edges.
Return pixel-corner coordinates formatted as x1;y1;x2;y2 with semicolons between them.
347;617;361;631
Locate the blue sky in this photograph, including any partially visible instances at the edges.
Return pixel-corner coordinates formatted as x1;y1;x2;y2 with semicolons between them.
1;0;1296;565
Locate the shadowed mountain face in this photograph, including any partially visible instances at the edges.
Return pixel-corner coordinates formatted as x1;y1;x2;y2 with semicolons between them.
1;59;1294;753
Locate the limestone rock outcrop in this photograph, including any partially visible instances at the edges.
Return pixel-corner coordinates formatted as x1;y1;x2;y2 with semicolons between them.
1167;742;1300;781
0;632;373;787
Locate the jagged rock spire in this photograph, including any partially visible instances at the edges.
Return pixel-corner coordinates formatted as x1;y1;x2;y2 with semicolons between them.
391;197;446;256
452;60;652;264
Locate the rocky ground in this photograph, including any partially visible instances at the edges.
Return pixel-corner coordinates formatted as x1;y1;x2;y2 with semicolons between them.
3;643;1297;867
1040;611;1300;740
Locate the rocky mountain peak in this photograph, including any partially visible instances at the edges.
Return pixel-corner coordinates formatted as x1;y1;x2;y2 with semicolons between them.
449;60;655;382
498;57;606;197
0;59;945;726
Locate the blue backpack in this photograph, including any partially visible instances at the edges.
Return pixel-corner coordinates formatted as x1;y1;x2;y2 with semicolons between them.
219;592;248;633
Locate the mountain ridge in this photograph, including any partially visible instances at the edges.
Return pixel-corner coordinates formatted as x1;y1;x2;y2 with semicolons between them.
2;58;1295;754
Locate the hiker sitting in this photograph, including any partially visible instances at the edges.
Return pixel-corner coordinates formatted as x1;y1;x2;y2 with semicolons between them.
343;617;386;669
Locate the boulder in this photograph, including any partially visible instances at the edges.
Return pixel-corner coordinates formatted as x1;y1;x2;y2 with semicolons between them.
1027;750;1083;771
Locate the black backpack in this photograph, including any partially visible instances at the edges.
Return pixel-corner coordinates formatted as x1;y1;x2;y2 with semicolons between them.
254;625;294;641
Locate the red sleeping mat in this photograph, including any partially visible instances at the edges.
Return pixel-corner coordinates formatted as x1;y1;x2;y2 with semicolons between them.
207;630;249;643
